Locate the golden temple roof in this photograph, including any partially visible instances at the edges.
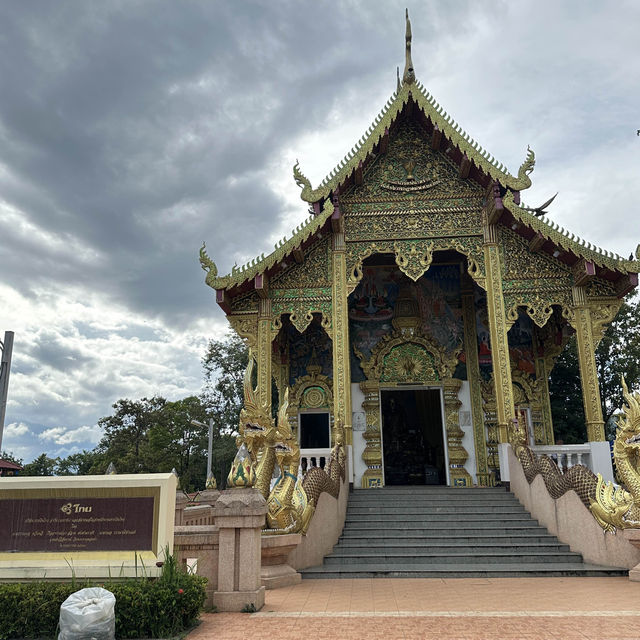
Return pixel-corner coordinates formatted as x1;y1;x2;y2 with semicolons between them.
201;12;639;295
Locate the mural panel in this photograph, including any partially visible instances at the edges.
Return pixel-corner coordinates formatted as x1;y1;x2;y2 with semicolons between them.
349;264;464;382
287;316;333;386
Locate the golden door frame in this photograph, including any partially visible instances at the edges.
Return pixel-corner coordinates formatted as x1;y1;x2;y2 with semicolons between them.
354;328;472;488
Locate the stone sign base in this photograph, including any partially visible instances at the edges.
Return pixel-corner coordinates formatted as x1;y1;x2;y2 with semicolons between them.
0;474;176;581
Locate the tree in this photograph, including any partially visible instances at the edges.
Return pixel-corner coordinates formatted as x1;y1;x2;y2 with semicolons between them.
201;333;248;435
56;450;105;475
550;298;640;443
21;453;58;476
95;396;166;473
596;300;640;433
147;396;209;489
1;451;23;466
549;337;587;443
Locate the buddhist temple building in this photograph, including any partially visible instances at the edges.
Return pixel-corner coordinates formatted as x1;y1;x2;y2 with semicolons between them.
200;12;639;489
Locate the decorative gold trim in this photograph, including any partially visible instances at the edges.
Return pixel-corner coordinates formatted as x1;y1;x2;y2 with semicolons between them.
462;288;491;485
443;378;473;486
257;299;274;410
331;231;353;444
503;190;638;275
355;327;468;487
228;314;258;349
293;82;536;205
484;228;515;441
394;240;433;281
572;287;605;441
204;199;335;291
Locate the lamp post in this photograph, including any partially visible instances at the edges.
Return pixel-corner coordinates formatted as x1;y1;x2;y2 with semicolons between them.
0;331;14;453
191;417;215;489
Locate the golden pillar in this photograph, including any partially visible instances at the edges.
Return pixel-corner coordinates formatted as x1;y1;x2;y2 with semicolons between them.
461;285;491;485
360;380;383;487
532;328;555;444
257;298;272;409
443;378;473;486
572;286;605;441
483;224;515;443
331;229;353;445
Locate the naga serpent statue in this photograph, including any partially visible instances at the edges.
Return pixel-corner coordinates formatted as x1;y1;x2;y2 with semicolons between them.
515;377;640;533
264;407;347;535
229;353;347;534
264;388;315;535
227;354;278;496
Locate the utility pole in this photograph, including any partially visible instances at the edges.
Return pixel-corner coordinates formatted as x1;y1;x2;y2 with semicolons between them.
0;331;15;453
191;417;215;489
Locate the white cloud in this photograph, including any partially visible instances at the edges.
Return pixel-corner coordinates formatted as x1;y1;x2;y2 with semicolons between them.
39;424;102;446
3;422;31;438
1;2;638;466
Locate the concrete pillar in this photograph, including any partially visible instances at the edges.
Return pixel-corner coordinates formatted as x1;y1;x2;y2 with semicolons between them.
212;488;267;612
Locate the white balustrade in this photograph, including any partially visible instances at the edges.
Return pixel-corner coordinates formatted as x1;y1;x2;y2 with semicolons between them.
299;448;332;473
530;444;592;473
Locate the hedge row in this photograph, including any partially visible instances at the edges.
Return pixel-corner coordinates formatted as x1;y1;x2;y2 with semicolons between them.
0;561;207;640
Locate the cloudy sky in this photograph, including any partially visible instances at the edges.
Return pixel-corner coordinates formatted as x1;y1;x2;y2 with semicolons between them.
1;1;638;465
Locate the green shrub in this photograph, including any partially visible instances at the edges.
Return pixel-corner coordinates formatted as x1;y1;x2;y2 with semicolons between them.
0;559;206;640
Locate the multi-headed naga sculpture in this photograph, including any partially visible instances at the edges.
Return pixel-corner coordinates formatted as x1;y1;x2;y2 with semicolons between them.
228;353;347;534
227;353;278;495
264;388;315;534
515;377;640;533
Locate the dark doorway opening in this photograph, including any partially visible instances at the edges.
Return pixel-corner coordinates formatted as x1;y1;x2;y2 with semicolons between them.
299;412;330;449
381;389;446;485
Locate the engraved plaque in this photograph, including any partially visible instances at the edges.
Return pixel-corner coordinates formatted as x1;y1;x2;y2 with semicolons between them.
0;497;154;553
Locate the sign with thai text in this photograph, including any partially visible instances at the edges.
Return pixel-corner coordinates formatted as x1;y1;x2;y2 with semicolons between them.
0;497;154;553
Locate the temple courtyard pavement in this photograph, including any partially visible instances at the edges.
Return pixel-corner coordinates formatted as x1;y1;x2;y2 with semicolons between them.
187;576;640;640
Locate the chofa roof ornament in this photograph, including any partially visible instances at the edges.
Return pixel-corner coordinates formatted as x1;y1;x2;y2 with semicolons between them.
402;9;415;86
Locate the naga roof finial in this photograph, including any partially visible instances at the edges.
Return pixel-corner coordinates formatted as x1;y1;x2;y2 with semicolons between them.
402;8;415;85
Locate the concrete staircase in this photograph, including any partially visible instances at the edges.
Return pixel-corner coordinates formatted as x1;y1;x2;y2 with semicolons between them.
301;486;626;579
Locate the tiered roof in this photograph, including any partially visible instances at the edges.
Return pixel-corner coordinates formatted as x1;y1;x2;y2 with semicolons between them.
201;12;639;297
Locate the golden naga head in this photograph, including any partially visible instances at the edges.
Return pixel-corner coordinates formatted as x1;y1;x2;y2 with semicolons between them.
273;388;300;465
618;376;640;445
239;353;276;457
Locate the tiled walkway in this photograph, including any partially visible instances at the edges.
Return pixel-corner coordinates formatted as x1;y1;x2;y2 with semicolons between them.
188;577;640;640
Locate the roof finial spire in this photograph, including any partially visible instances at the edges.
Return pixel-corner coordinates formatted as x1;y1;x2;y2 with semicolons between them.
402;8;415;85
396;66;400;91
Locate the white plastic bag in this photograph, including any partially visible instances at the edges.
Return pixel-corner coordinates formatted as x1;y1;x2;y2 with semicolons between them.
58;587;116;640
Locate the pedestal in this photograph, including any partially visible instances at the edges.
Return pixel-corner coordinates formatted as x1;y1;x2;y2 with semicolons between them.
212;488;267;612
624;529;640;581
261;533;301;589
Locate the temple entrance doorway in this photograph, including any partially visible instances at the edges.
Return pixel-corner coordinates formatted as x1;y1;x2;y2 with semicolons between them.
381;389;446;485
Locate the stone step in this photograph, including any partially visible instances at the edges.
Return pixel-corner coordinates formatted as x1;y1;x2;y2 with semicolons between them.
348;490;512;498
333;542;572;554
338;534;563;545
347;498;520;507
301;562;627;579
347;506;528;515
342;526;547;537
345;514;538;524
323;550;583;565
303;486;620;579
350;487;509;493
